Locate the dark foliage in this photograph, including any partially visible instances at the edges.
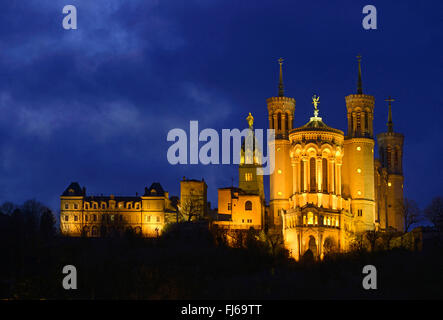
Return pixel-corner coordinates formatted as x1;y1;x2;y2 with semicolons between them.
0;201;442;299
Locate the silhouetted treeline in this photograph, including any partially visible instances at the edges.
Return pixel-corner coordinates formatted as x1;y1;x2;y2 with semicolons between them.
0;198;442;299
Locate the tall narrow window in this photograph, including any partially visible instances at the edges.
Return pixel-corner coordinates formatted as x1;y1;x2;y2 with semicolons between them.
394;148;399;170
300;160;305;192
387;146;392;169
245;201;252;211
322;158;328;193
310;158;316;192
285;113;289;131
380;148;385;166
277;112;281;130
356;113;361;134
364;112;369;134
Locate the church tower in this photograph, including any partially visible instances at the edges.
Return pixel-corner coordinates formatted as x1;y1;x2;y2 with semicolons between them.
239;113;265;200
267;59;295;228
342;56;376;232
376;98;405;231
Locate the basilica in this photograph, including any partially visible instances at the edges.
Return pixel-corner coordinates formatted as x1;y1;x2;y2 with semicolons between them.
215;57;405;260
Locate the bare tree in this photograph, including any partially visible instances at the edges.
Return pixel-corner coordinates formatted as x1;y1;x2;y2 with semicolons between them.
178;195;203;222
399;198;422;232
424;197;443;231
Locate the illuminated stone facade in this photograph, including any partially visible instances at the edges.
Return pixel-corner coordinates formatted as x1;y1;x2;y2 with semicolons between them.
60;182;174;237
272;58;405;260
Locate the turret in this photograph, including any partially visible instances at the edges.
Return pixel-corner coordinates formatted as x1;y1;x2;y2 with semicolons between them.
267;58;295;228
376;97;405;231
342;56;376;232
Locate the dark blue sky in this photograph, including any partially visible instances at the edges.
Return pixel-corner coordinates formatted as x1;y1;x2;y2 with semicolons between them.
0;0;441;214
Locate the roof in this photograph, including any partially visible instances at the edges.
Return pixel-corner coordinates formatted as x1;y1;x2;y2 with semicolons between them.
62;182;84;196
143;182;165;196
291;116;343;135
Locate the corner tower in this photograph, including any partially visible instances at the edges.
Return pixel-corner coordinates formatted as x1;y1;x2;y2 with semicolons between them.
376;98;404;231
342;56;376;232
267;58;295;228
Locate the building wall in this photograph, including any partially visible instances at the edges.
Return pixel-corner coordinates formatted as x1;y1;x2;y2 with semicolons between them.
60;195;167;238
215;188;263;229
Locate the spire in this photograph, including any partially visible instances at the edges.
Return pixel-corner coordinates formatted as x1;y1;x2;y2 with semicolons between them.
278;58;284;97
385;96;395;133
357;55;363;94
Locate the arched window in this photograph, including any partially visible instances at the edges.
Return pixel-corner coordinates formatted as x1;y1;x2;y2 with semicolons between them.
245;201;252;211
322;158;328;193
310;157;316;192
277;112;281;130
394;148;399;169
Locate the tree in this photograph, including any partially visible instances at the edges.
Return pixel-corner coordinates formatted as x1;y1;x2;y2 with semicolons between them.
40;209;56;239
178;195;203;222
424;197;443;231
365;230;380;252
0;201;17;215
399;198;422;232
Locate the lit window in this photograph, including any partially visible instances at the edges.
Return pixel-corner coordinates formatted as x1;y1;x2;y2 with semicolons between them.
119;203;123;208
110;215;114;221
357;190;362;196
245;173;253;181
388;182;392;187
277;169;282;174
356;146;361;151
307;212;314;225
357;168;361;173
327;217;330;225
277;191;282;196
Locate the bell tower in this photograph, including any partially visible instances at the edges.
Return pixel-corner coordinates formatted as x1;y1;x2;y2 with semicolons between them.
267;58;295;228
342;56;376;232
239;113;265;200
376;97;405;231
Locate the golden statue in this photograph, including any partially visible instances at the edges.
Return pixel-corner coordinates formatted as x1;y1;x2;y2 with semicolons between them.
312;94;320;117
246;112;254;129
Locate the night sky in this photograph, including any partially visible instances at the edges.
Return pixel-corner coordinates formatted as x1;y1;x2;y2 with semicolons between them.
0;0;441;216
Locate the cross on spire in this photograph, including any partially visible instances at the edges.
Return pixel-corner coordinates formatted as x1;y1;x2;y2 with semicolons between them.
385;96;395;133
